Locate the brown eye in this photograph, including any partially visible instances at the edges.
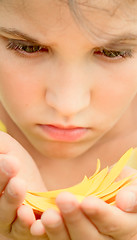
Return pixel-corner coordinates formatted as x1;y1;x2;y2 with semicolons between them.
20;45;43;53
102;49;122;58
94;48;132;59
7;41;49;54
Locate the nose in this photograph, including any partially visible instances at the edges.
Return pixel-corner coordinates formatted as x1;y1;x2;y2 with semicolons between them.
45;66;91;117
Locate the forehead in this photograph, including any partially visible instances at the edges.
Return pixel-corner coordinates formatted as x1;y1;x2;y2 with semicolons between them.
1;0;137;18
0;0;137;44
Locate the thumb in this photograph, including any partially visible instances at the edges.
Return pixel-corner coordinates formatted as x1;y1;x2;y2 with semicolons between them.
116;185;137;212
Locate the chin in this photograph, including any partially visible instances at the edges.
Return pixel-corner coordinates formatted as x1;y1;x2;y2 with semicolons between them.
34;140;91;161
42;147;84;161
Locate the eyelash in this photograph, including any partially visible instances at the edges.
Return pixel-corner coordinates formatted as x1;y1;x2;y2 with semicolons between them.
6;40;50;56
93;48;133;60
6;40;133;61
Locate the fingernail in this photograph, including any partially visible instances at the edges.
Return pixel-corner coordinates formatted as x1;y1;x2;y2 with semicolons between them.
59;202;76;213
7;184;18;197
125;192;136;211
0;160;12;175
42;209;62;228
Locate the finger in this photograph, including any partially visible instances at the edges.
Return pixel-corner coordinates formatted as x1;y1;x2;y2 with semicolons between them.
0;155;20;193
81;196;137;240
30;219;47;237
0;131;46;193
116;166;137;212
11;205;36;240
116;185;137;212
56;192;107;240
0;176;26;232
41;209;70;240
0;131;15;152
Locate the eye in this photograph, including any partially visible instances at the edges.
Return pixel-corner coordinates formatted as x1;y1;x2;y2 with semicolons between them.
93;48;132;59
6;40;49;55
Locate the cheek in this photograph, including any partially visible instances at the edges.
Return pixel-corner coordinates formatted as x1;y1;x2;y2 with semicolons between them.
93;64;137;122
0;62;42;112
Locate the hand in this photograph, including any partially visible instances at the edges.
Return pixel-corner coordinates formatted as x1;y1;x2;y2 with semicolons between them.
36;192;137;240
0;131;47;239
115;166;137;213
0;155;48;240
31;166;137;240
0;131;46;191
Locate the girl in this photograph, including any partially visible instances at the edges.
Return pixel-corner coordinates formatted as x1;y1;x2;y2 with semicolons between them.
0;0;137;239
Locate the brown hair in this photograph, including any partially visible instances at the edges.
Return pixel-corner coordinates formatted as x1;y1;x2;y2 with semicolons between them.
66;0;137;39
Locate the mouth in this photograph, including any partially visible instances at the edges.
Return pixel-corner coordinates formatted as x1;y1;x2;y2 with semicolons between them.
38;124;89;142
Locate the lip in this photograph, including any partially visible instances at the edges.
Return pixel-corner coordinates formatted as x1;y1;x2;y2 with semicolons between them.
39;124;88;142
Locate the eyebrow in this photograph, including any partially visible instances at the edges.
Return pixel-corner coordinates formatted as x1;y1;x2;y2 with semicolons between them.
0;27;137;49
103;33;137;49
0;27;43;45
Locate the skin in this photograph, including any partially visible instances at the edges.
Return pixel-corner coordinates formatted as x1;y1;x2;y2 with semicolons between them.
0;0;137;239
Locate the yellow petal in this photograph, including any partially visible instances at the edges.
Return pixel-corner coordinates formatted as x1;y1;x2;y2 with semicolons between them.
24;192;58;212
89;159;101;179
0;121;7;132
28;161;101;198
24;148;136;212
93;174;133;198
94;148;133;193
100;178;134;202
85;167;108;196
126;148;137;170
28;176;89;198
25;192;85;212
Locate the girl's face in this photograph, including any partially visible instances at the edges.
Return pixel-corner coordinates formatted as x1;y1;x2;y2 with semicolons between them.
0;0;137;160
